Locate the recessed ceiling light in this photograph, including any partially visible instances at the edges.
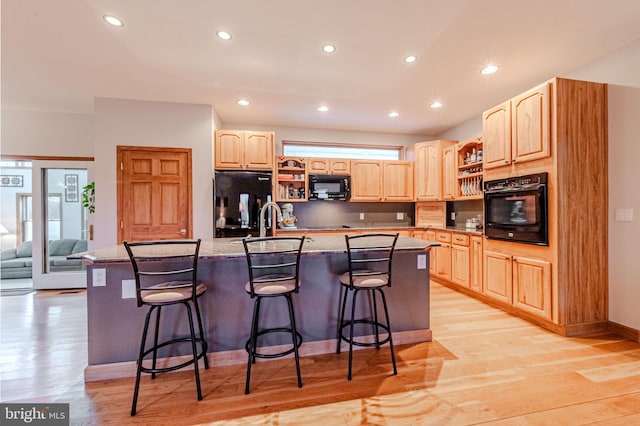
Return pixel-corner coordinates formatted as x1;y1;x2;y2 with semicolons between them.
481;64;499;75
322;44;336;54
317;106;329;112
237;99;250;106
216;30;232;41
404;55;417;64
388;111;400;118
103;15;124;27
430;101;443;109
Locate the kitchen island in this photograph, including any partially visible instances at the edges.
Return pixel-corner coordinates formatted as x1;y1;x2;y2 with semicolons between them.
83;235;437;381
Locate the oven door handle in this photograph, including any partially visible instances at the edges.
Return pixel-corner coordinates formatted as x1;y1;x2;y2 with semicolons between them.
485;183;545;193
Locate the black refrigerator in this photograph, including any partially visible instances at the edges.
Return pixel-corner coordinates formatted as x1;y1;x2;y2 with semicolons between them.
213;171;273;238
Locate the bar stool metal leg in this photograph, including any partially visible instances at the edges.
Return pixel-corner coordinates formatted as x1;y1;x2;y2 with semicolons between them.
132;306;153;416
379;289;397;375
193;299;209;370
286;294;303;388
184;302;203;401
336;287;349;355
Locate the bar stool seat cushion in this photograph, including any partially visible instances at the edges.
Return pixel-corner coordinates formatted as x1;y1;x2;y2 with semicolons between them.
245;275;299;295
141;282;207;304
339;271;388;288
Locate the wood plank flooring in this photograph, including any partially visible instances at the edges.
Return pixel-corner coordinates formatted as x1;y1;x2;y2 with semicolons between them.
1;283;639;425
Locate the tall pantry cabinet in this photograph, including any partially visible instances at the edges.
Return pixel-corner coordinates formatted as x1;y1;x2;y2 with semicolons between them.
482;77;608;336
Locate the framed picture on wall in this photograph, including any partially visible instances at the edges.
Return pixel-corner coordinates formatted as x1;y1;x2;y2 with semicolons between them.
1;175;23;187
65;174;79;202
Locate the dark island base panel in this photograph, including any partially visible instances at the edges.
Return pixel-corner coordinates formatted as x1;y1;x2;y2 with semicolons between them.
86;250;430;373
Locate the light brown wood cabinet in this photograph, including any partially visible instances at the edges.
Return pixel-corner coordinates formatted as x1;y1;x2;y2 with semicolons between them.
350;160;413;202
455;139;484;200
443;145;457;200
415;202;446;228
214;130;274;170
451;233;470;287
470;236;483;293
350;160;383;201
482;82;551;170
382;161;413;202
275;156;307;202
481;77;608;336
434;231;452;281
407;140;457;201
483;250;551;320
483;250;513;304
512;256;552;319
307;158;351;175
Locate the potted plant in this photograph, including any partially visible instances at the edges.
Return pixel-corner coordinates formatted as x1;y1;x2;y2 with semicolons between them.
82;182;95;213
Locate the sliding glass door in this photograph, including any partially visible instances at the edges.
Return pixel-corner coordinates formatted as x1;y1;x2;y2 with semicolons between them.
32;161;91;290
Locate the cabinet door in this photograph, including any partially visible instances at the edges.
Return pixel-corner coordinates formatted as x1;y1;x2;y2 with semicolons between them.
351;160;383;201
443;145;457;199
214;130;244;169
470;236;483;293
512;256;552;319
383;161;413;201
329;159;351;175
511;82;551;164
421;143;442;200
451;244;470;287
435;243;451;280
483;250;512;303
482;101;511;169
308;158;330;174
425;230;437;275
415;202;446;228
244;132;274;170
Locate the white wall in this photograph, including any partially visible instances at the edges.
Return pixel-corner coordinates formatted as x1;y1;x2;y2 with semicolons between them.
92;98;214;248
438;38;640;331
1;109;93;157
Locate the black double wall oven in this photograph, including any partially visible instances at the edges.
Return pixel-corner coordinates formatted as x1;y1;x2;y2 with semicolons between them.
483;172;549;246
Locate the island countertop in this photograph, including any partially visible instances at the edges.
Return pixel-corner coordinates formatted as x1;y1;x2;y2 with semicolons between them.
83;235;436;264
84;234;436;381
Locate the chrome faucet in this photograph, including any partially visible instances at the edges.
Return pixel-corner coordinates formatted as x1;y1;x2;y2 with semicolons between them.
259;201;282;238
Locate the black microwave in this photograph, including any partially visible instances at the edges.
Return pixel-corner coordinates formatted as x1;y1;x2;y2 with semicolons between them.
308;174;351;200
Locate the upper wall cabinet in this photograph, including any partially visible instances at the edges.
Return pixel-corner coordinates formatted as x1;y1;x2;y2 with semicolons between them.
307;158;351;175
350;160;383;201
407;140;457;201
383;160;414;202
483;82;551;169
350;160;413;202
214;130;274;170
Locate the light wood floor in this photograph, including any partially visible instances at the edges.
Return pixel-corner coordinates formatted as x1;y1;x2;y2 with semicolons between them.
1;283;639;425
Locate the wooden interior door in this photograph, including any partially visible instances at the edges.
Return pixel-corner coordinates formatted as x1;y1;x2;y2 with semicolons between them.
118;146;192;243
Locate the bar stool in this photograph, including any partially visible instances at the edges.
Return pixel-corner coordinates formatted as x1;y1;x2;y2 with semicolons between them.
336;233;399;380
123;239;209;416
242;236;304;394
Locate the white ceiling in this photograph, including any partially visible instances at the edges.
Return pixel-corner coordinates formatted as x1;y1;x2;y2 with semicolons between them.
3;0;640;135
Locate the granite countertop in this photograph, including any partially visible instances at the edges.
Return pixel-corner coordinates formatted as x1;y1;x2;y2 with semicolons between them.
277;224;484;236
83;235;436;264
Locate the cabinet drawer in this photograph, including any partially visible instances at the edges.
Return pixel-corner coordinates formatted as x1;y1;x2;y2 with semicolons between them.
435;231;451;243
452;233;470;246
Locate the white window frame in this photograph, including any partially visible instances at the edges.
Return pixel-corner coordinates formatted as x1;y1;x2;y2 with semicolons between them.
282;141;403;160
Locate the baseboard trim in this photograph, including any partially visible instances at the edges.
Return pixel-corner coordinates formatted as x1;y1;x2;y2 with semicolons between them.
84;328;432;382
608;321;640;342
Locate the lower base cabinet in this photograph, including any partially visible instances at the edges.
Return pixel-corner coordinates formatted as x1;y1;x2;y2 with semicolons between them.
483;250;552;319
470;236;483;292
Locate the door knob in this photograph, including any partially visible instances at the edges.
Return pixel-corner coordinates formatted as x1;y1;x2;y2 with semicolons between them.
179;229;187;234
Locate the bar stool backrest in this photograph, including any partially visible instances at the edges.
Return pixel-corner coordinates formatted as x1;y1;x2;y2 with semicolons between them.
242;236;305;298
344;233;399;289
123;239;202;307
